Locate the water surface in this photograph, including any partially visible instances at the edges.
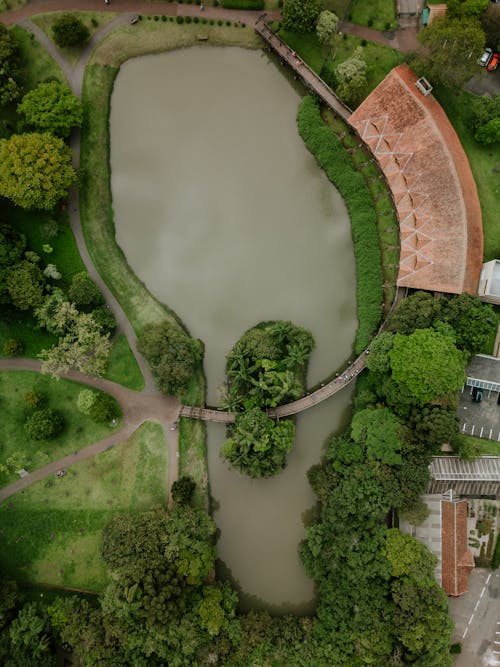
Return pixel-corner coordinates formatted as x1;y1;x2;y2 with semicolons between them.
110;46;357;610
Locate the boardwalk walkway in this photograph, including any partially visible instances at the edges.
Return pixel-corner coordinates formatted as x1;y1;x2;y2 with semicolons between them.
254;15;352;121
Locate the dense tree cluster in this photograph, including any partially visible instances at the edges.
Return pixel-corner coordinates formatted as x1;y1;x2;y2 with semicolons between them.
17;82;83;138
282;0;323;33
222;321;314;477
51;14;90;49
137;319;203;395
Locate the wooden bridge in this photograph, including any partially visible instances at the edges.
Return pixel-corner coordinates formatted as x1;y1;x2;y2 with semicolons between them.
180;350;368;423
254;14;352;121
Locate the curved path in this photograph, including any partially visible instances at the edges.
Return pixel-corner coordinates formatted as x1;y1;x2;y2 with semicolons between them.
0;358;181;503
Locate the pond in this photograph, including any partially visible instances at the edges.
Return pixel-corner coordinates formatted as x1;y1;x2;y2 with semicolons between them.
110;46;357;612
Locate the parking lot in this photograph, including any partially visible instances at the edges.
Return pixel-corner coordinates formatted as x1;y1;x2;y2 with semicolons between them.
459;386;500;442
448;568;500;666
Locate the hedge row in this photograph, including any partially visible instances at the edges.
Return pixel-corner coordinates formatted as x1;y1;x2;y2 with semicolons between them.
222;0;264;8
492;532;500;570
297;96;383;352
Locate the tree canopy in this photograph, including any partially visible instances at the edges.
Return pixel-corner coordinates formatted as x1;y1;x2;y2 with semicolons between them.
52;14;90;48
335;47;367;107
282;0;323;33
416;16;485;88
389;328;466;404
0;23;22;107
17;82;83;138
137;319;202;395
0;133;76;210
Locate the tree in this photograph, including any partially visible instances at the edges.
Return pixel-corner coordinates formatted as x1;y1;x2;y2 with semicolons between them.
0;133;76;211
407;404;460;451
221;407;295;478
481;3;500;47
365;331;394;376
447;0;489;17
316;10;339;63
475;117;500;145
389;329;466;404
88;394;119;423
52;14;90;48
442;292;497;355
351;407;404;465
0;23;22;106
24;408;63;440
39;312;111;377
282;0;323;33
470;94;500;145
137;320;202;395
2;339;23;356
5;259;45;310
171;475;196;505
416;16;485;88
335;47;368;107
17;82;83;138
388;290;443;335
76;388;97;414
67;271;103;307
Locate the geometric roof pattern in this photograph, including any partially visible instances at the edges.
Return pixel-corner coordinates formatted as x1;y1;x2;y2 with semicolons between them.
349;65;483;295
430;456;500;481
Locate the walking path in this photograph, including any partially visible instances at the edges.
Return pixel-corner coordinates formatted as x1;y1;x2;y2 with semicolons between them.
0;358;181;503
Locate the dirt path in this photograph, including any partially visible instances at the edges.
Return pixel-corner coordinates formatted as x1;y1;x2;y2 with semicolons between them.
0;358;180;503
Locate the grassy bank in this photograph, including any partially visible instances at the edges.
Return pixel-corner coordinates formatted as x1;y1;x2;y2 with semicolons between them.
433;87;500;262
0;371;121;485
104;333;144;391
0;422;167;590
297;96;383;352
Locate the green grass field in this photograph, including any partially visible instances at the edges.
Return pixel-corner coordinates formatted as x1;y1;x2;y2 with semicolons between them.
0;371;121;485
10;25;65;91
433;87;500;263
0;421;168;590
348;0;398;31
178;417;208;510
461;435;500;457
104;333;144;391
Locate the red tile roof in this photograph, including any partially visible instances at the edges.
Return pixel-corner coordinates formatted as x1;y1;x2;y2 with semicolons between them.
349;65;483;295
441;499;474;597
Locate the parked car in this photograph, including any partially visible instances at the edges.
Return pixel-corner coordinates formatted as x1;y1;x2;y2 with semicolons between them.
479;47;493;66
487;52;500;71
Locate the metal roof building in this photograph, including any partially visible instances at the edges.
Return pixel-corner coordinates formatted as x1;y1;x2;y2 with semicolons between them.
427;456;500;498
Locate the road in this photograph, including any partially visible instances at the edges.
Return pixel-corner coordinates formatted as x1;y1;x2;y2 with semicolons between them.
448;568;500;666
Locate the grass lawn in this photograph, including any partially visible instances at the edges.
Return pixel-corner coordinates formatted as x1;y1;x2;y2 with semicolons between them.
461;435;500;456
348;0;398;31
0;421;168;590
0;309;57;360
278;30;404;103
10;25;65;90
0;371;121;485
179;417;208;510
433;87;500;263
104;333;144;391
31;12;119;67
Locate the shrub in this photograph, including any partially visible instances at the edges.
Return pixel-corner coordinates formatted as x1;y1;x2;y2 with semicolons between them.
226;21;231;26
209;19;215;24
88;394;120;424
154;15;159;21
52;14;90;48
492;533;500;569
68;272;104;307
90;305;116;334
194;16;199;23
24;391;43;407
185;16;192;23
222;0;264;8
176;16;185;23
450;643;462;655
77;389;98;415
367;17;373;26
91;17;98;27
217;19;223;26
361;38;367;46
24;408;63;440
171;475;196;505
2;338;23;356
385;21;391;30
297;97;383;352
162;15;167;21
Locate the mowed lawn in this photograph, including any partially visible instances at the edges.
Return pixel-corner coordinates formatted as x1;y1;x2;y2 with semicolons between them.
0;371;121;485
0;422;168;591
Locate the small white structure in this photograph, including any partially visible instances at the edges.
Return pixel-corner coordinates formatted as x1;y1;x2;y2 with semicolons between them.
415;76;433;96
478;260;500;304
